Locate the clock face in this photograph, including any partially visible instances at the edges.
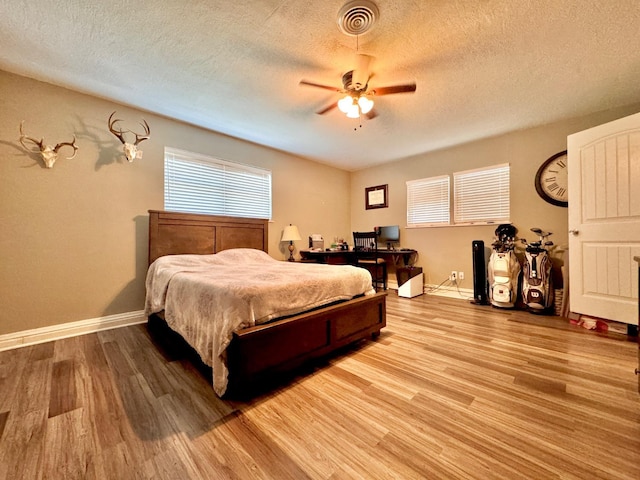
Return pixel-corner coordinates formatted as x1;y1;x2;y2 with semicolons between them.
535;151;568;207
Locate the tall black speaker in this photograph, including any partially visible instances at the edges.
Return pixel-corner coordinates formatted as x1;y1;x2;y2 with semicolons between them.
471;240;488;304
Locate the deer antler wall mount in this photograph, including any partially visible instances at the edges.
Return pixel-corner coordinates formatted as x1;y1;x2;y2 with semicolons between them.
19;121;78;168
108;111;150;162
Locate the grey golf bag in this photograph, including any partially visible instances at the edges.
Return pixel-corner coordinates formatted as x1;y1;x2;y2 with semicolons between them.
521;228;554;312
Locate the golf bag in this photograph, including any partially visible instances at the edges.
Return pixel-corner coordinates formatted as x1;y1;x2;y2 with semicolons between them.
521;228;554;312
488;224;521;308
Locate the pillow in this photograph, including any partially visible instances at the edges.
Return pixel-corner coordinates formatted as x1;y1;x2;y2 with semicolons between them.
151;253;219;268
214;248;274;264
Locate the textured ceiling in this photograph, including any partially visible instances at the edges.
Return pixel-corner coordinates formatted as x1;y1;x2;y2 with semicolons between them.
2;0;640;171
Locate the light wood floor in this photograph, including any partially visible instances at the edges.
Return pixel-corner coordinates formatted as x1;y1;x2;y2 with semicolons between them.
0;293;638;479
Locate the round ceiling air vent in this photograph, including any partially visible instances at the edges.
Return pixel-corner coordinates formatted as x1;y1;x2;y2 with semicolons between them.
337;0;379;36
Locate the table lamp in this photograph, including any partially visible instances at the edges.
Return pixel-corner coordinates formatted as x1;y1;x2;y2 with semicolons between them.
281;224;301;261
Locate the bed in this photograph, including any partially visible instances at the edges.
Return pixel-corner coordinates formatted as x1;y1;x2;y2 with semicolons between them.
145;210;387;397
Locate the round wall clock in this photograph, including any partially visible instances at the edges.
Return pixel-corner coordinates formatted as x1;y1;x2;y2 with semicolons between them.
535;150;568;207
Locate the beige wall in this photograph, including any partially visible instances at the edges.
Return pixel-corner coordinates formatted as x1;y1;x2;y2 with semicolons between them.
0;70;351;336
3;67;639;337
350;103;640;288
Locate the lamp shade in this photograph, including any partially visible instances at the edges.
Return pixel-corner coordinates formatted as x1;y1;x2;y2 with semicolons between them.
358;96;374;114
346;104;360;118
338;95;354;113
281;224;301;242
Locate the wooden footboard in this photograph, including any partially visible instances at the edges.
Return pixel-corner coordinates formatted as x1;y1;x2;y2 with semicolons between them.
226;292;386;396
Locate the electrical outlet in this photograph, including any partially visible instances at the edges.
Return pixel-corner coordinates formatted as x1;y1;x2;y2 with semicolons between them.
458;271;464;280
450;271;457;281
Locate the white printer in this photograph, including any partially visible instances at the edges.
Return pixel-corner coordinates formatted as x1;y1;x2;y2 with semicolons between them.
308;234;324;250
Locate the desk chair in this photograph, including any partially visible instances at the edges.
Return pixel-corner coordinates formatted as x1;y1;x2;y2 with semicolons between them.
353;231;387;291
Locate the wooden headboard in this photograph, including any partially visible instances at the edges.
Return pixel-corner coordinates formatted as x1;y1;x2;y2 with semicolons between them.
148;210;269;264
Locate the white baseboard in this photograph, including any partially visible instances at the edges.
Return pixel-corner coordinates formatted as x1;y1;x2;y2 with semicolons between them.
389;279;473;301
425;284;474;300
0;310;147;352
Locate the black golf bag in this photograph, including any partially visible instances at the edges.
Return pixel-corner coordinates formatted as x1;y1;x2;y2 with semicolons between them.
521;228;554;312
488;224;521;308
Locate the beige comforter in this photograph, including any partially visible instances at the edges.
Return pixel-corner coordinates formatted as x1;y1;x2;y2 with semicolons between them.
144;248;374;396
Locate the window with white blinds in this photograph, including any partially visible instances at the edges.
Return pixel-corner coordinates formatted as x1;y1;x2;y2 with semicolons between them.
453;163;510;224
164;148;272;219
406;175;450;226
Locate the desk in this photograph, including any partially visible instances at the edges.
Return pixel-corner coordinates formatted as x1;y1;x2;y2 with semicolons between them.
301;249;418;291
300;248;417;267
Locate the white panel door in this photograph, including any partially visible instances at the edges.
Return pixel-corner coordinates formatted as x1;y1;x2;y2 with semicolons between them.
567;112;640;325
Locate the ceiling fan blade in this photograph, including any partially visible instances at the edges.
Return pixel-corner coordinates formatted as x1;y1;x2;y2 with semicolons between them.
370;83;417;96
299;80;342;92
365;108;378;120
316;102;338;115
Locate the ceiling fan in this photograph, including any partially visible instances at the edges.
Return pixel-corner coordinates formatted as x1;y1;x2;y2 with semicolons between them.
299;54;417;119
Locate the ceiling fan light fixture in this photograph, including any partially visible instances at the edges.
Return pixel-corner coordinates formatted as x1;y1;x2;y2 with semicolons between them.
346;105;360;118
338;95;354;113
358;96;374;114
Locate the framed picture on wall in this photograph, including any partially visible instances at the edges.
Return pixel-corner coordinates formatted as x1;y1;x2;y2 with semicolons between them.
365;184;388;210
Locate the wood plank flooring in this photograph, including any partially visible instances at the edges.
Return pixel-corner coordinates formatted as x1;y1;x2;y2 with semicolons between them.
0;293;638;479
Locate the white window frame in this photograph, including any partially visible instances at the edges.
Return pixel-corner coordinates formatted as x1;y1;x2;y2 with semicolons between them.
453;163;510;225
406;163;510;228
406;175;451;227
164;147;272;220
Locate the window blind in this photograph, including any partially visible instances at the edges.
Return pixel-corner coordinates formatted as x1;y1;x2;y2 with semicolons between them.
406;175;450;226
164;148;272;219
453;163;510;224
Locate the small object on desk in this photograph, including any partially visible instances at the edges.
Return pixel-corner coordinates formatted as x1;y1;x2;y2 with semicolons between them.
309;234;324;250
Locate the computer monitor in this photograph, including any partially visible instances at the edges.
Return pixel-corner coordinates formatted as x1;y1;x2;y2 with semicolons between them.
376;225;400;249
